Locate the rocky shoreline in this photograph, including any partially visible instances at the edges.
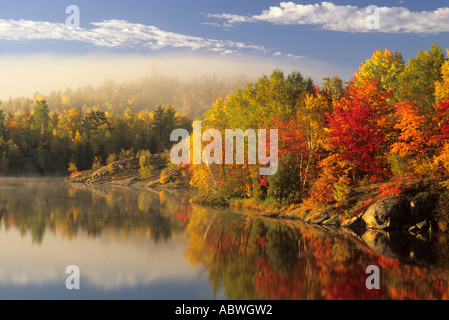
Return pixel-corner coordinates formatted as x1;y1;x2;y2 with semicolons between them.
66;154;447;240
259;191;444;264
65;155;449;265
65;154;188;190
262;191;441;235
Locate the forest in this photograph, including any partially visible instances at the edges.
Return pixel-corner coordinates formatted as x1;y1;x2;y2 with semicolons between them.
0;102;191;175
2;43;449;216
0;73;244;175
187;43;449;212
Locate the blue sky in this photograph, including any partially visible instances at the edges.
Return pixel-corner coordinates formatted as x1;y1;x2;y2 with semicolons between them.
0;0;448;98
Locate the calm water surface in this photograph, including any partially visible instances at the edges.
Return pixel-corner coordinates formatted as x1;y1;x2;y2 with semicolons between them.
0;177;448;300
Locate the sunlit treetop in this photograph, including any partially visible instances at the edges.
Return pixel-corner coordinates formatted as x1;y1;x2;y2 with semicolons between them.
354;48;405;91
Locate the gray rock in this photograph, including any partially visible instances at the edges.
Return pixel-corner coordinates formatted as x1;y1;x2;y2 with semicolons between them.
341;216;366;229
310;214;329;225
322;214;340;226
304;211;322;223
362;196;410;230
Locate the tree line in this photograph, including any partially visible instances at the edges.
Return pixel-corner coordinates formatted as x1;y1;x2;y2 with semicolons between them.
0;103;191;174
188;43;449;208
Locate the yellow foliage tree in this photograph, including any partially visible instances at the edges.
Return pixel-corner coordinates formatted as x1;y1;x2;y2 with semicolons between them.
435;50;449;103
355;48;405;91
298;92;331;152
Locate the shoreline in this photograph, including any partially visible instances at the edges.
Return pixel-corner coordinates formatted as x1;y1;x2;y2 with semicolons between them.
65;172;446;265
65;155;449;237
64;161;449;264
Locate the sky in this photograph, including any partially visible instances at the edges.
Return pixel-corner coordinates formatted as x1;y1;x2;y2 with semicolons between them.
0;0;448;99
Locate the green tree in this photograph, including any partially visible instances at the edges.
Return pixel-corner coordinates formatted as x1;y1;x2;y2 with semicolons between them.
396;43;447;112
33;100;50;134
0;110;5;138
355;48;405;91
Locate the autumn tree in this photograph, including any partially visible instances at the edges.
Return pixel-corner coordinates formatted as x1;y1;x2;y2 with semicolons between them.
435;50;449;103
327;78;394;181
322;76;345;102
268;116;308;204
389;101;430;175
395;43;447;112
189;70;315;205
355;48;405;91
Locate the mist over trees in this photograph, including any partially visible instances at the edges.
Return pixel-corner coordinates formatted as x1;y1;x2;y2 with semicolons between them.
0;71;247;175
0;72;248;118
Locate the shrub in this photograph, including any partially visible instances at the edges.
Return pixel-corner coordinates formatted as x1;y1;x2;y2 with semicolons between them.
68;162;78;176
160;168;171;184
106;153;117;165
92;156;103;170
192;191;230;206
252;176;268;201
387;153;411;176
35;148;46;171
306;172;337;205
378;181;406;199
119;149;135;160
0;152;8;173
432;143;449;175
139;150;153;180
332;180;351;203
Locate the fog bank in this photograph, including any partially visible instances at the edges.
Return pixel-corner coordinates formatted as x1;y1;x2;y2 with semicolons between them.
0;52;353;100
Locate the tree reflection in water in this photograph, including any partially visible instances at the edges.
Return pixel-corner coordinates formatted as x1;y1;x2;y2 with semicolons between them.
185;206;449;300
0;178;190;244
2;178;449;300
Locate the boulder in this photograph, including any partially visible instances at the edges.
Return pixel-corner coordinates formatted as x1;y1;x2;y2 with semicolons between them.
322;214;340;226
362;196;410;230
341;216;366;230
303;211;322;223
310;214;329;225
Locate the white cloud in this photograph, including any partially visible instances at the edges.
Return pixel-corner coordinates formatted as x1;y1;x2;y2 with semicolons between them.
0;18;268;54
206;1;449;34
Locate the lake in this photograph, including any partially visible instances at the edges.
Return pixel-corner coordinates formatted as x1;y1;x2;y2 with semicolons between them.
0;177;448;300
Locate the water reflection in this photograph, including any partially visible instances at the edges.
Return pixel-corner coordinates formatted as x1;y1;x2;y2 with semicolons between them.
0;178;217;300
1;178;449;300
186;206;449;300
0;178;190;244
